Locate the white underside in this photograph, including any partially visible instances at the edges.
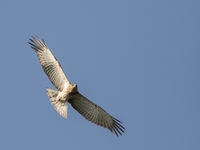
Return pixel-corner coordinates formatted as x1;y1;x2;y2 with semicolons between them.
56;82;70;101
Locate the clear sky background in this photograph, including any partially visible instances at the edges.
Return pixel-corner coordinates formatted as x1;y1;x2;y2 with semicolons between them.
0;0;199;149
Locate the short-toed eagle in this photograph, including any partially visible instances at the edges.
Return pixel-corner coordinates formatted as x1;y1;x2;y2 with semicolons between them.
29;36;125;136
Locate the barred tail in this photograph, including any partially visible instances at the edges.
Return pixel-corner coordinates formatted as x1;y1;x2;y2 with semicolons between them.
46;88;68;118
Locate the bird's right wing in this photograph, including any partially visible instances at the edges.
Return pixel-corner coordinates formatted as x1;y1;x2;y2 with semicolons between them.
29;36;70;91
69;93;125;136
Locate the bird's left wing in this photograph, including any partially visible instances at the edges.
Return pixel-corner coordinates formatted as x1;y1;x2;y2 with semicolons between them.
29;36;70;91
69;92;125;136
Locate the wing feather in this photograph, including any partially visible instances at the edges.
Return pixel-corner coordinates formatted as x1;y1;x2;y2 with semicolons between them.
69;93;125;136
29;36;70;91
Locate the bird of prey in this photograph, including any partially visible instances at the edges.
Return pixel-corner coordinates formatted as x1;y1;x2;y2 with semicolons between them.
29;36;125;136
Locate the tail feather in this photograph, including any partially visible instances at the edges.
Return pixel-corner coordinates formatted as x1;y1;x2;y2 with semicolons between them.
46;88;68;118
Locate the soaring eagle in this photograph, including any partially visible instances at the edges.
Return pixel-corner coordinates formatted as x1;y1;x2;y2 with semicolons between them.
29;36;125;136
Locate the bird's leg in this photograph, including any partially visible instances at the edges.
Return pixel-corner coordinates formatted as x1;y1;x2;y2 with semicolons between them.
56;91;70;103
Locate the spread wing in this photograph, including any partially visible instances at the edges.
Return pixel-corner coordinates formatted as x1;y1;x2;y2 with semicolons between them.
29;36;70;91
69;93;125;136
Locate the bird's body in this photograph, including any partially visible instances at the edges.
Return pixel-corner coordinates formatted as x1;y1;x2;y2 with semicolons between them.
29;36;125;136
56;83;77;102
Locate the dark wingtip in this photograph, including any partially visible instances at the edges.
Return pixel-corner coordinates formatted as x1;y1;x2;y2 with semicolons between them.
109;117;125;136
28;35;47;51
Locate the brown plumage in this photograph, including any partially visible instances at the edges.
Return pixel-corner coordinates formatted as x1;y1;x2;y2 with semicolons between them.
29;35;125;136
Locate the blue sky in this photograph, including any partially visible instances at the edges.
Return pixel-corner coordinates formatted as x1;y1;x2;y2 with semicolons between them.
0;0;199;149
